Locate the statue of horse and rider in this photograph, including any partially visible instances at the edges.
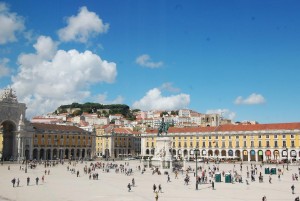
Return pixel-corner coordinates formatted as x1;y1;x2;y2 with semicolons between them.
157;118;170;136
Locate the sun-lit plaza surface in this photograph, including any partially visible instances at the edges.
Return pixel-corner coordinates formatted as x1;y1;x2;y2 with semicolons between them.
0;160;299;201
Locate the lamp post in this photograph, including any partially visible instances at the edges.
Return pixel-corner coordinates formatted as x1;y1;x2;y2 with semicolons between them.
286;147;289;171
194;148;200;190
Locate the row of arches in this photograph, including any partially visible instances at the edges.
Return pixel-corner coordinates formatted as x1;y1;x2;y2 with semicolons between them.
26;148;92;160
144;148;299;162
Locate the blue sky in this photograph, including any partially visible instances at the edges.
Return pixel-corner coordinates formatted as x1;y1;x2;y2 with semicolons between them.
0;0;300;123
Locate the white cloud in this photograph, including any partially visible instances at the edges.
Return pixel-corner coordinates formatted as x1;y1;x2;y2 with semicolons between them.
12;35;117;118
95;93;124;104
136;54;163;68
160;82;180;93
0;2;25;44
58;6;109;43
0;58;10;77
132;88;190;111
234;93;266;105
206;109;236;120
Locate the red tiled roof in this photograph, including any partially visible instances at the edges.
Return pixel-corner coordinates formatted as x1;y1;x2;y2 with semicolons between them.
145;122;300;134
32;123;87;132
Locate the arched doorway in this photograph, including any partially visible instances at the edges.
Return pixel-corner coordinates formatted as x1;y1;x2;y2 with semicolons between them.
71;149;75;160
81;149;85;158
40;149;45;160
235;150;241;158
257;150;263;161
33;149;38;160
221;150;226;157
65;149;69;159
274;150;279;160
46;149;51;160
243;150;248;161
214;150;219;156
183;149;188;158
250;150;256;161
208;150;213;156
1;120;16;161
265;150;271;160
146;149;149;155
53;149;57;159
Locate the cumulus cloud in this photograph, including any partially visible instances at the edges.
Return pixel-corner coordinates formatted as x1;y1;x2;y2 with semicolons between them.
136;54;163;68
12;35;117;117
234;93;266;105
0;2;25;44
58;6;109;43
132;88;190;111
95;93;124;104
160;82;180;93
206;109;236;120
0;58;11;77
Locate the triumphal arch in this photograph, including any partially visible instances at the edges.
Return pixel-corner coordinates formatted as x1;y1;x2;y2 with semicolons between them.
0;88;33;161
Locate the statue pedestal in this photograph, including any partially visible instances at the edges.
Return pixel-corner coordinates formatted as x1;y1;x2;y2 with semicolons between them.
151;136;173;169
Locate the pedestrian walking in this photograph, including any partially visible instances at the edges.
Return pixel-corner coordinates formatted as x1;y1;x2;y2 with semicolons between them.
292;184;295;194
17;178;20;187
42;175;44;183
127;183;131;192
212;181;215;190
153;184;157;192
167;174;170;182
11;178;16;187
36;177;39;185
158;184;162;193
262;195;267;201
132;178;135;187
295;196;299;201
155;191;159;201
27;177;30;186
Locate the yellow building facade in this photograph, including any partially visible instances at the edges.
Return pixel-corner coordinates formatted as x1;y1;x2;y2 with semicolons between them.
95;125;141;159
141;122;300;162
31;123;95;160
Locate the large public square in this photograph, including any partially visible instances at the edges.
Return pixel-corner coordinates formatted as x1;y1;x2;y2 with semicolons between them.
0;160;299;201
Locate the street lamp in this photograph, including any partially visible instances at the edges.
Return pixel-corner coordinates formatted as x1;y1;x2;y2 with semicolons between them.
286;147;289;171
194;148;200;190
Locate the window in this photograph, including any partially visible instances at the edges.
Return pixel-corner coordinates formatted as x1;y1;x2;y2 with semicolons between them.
274;135;277;139
236;136;239;139
34;139;38;145
244;141;247;147
229;136;231;139
222;136;225;139
184;142;187;147
259;135;261;138
222;142;225;148
190;136;193;139
229;141;232;147
209;136;211;139
190;142;193;147
209;142;212;147
184;137;187;139
173;142;175;147
178;142;181;147
258;141;262;147
196;142;199;147
266;141;270;147
151;142;154;147
251;141;254;147
244;136;246;139
216;136;218;139
283;135;286;138
236;141;239;148
202;142;205;147
283;141;286;147
291;141;295;147
266;135;269;138
179;137;181;139
274;141;278;147
203;136;205;139
291;135;294;138
146;142;149;147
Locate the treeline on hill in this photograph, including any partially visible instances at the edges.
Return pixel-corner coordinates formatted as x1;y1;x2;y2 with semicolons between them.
57;102;139;121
